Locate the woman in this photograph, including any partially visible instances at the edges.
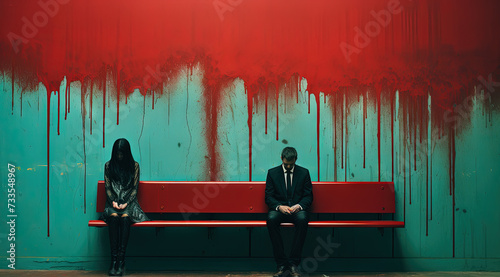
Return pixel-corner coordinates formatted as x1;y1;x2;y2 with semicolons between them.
100;138;149;276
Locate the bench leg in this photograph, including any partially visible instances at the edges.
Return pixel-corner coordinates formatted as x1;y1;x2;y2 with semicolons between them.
155;227;164;237
247;227;253;257
378;227;385;236
208;227;215;240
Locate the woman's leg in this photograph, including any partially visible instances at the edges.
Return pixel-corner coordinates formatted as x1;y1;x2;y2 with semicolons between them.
107;214;120;276
115;214;131;276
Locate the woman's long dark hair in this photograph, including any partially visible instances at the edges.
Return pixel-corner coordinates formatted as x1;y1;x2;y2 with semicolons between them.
108;138;135;184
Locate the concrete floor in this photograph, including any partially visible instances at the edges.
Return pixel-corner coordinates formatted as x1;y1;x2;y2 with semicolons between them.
0;271;499;277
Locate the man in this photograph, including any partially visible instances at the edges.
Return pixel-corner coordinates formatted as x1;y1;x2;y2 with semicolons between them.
265;147;313;277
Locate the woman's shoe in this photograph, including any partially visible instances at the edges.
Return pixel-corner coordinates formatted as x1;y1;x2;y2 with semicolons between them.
115;256;125;276
108;255;118;276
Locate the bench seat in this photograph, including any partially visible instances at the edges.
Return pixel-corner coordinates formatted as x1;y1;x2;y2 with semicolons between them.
88;181;404;229
88;220;404;228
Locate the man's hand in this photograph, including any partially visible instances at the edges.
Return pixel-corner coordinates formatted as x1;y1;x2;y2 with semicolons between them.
290;204;302;214
278;205;292;215
113;201;119;209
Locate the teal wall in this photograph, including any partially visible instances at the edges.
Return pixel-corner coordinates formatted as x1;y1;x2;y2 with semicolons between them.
1;67;499;272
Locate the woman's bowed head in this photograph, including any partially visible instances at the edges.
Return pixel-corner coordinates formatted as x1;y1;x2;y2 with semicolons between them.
108;138;135;210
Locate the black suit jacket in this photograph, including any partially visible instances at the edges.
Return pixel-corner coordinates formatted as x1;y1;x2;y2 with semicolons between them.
265;164;313;211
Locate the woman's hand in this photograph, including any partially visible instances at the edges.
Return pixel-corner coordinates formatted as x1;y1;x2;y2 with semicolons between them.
118;203;128;210
113;201;119;209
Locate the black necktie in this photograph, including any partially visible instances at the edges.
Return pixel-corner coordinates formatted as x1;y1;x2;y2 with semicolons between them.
286;170;292;202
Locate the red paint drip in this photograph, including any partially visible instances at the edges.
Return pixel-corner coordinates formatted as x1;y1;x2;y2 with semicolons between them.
403;146;406;209
307;91;311;114
409;145;412;205
377;88;381;182
449;125;452;195
414;99;417;171
265;83;268;134
246;85;253;181
80;86;87;214
46;86;55;238
409;97;412;146
451;126;456;257
430;113;433;220
57;90;60;135
345;91;348;181
425;105;429;237
333;93;337;182
68;83;70;114
363;90;367;169
297;76;300;104
316;92;320;181
340;92;344;171
64;84;68;120
20;89;23;117
402;92;407;206
103;77;106;148
201;61;231;181
276;80;279;141
11;63;14;114
90;82;93;135
116;65;120;125
420;97;423;143
391;90;394;182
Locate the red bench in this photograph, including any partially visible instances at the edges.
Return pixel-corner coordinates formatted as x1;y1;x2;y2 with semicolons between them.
88;181;404;229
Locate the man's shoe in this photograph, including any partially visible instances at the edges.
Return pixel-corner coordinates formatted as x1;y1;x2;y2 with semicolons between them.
289;265;301;277
273;265;287;277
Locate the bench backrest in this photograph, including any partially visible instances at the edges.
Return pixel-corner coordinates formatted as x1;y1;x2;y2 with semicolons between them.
96;181;396;214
